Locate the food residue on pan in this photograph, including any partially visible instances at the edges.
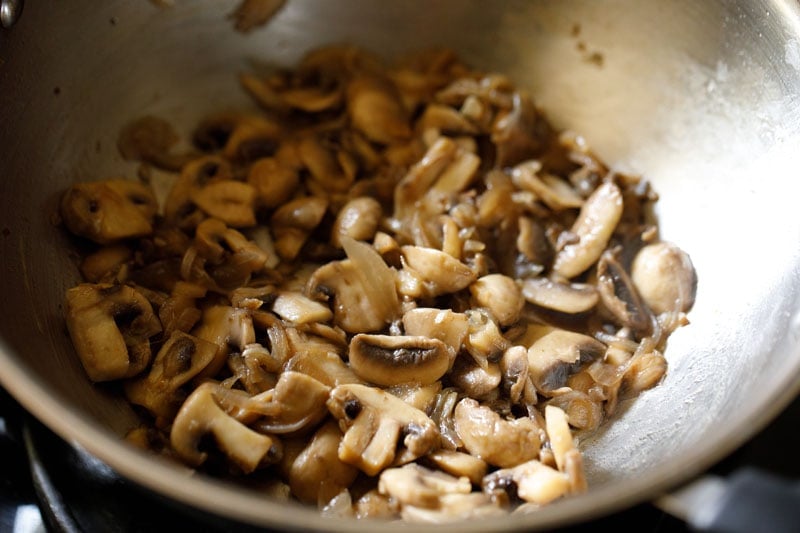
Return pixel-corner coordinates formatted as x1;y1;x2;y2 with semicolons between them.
57;45;696;522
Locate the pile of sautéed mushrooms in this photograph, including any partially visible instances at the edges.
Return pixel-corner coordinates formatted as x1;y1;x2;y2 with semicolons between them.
59;45;697;522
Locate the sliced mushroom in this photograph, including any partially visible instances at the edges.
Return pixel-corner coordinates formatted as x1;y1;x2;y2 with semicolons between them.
243;371;331;434
346;74;411;145
327;383;439;475
378;463;471;509
354;489;400;520
543;405;574;472
469;274;524;326
425;450;488;486
464;309;510;368
511;161;584;211
298;135;357;194
401;307;468;356
499;346;538;407
271;291;333;325
596;248;654;336
331;197;383;248
270;196;329;261
525;325;606;393
552;180;624;278
163;155;232;229
65;283;162;382
520;277;598;314
483;459;570;506
123;331;218;421
79;245;133;283
306;258;391;334
287;420;359;505
393;137;457;222
630;241;697;315
400;492;507;523
348;334;453;386
60;179;157;245
284;347;362;387
401;245;476;297
387;382;443;412
491;91;551;168
454;398;541;468
449;357;501;399
222;115;282;163
247;157;300;209
170;382;282;472
158;281;207;336
192;305;255;381
545;390;603;432
190;180;258;228
117;115;190;171
417;103;480;136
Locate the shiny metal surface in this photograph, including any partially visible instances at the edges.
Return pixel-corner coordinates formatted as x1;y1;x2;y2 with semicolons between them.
0;1;799;531
0;0;23;29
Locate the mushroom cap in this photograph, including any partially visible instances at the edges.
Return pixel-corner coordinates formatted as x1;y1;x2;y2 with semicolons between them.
348;334;453;386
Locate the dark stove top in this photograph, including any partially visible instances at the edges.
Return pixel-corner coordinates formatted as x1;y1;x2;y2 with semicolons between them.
2;386;798;533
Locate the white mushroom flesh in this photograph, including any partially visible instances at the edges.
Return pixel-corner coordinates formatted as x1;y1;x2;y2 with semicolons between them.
59;44;697;521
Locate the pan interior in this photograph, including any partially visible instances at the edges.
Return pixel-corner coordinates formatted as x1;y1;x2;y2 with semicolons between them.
0;1;799;530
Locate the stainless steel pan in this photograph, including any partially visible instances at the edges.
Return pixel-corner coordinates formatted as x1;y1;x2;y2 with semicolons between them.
1;1;799;531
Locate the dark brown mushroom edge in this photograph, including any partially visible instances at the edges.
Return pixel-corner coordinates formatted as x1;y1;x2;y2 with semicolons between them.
57;45;697;523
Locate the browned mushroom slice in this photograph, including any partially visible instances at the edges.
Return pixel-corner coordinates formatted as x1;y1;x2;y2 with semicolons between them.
483;459;570;505
417;103;480;136
286;420;359;505
60;179;157;245
222;115;282;163
170;382;282;473
449;357;501;399
354;489;400;520
190;180;258;228
306;254;395;334
270;196;328;261
400;493;507;523
270;291;333;325
327;384;439;476
491;91;552;168
158;281;207;336
65;283;162;382
297;135;357;194
228;0;287;34
379;463;472;510
243;371;331;434
285;349;362;387
190;219;270;289
426;450;487;486
192;305;255;381
545;390;603;433
348;334;453;386
469;274;525;326
123;331;218;421
499;345;537;406
464;309;510;368
79;245;133;283
387;382;442;412
163;155;233;229
453;398;541;468
631;241;697;315
517;215;553;266
511;161;584;211
596;249;654;336
117;115;191;171
346;74;411;145
401;245;476;297
331;197;383;248
520;277;599;314
552;180;624;278
401;307;468;356
247;157;300;209
524;325;606;393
